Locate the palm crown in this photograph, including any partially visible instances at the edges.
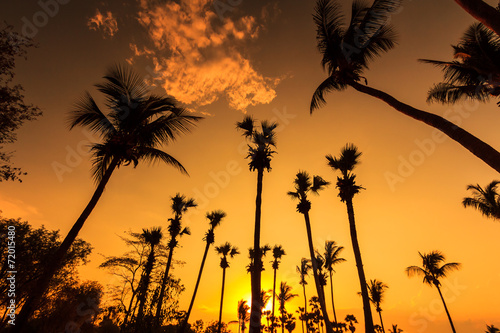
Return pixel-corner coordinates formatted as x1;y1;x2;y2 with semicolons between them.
204;210;227;244
406;251;461;287
296;258;312;286
326;144;363;202
216;242;240;269
367;279;388;312
287;171;330;214
462;180;500;220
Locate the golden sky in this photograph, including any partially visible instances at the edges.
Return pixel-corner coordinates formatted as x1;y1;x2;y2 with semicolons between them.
1;0;499;332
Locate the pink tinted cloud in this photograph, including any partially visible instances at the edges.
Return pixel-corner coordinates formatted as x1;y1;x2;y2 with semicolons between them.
87;9;118;38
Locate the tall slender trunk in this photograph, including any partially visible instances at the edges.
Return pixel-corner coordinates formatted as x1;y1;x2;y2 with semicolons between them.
302;284;307;333
155;243;175;327
249;168;264;333
272;268;277;333
435;285;457;333
14;157;120;333
181;240;211;332
218;267;227;333
349;80;500;173
328;272;338;325
377;310;385;333
453;0;500;36
345;198;374;333
122;283;139;327
302;211;334;333
136;247;157;331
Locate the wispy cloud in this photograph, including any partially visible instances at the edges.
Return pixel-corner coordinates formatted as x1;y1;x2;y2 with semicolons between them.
130;0;281;112
87;9;118;38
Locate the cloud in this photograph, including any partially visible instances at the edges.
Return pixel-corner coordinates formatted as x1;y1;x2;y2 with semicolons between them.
87;9;118;38
131;0;280;112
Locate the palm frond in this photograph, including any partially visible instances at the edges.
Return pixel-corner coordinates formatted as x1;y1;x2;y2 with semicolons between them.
136;147;188;175
310;75;346;112
68;92;116;136
236;115;255;137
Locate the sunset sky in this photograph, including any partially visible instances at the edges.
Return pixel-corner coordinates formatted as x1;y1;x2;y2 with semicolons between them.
1;0;500;332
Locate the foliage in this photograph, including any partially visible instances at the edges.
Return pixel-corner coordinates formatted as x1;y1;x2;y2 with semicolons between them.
462;180;500;220
406;251;461;288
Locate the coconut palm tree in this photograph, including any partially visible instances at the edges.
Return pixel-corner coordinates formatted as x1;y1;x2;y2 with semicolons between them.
181;210;226;332
486;324;500;333
462;180;500;219
366;280;389;333
238;299;250;333
288;171;334;333
271;245;286;333
135;227;163;330
406;251;461;333
420;23;500;106
277;282;298;333
15;65;201;332
453;0;500;36
296;258;312;333
216;242;240;333
320;240;345;325
155;194;197;327
326;144;374;333
237;115;278;333
310;0;500;173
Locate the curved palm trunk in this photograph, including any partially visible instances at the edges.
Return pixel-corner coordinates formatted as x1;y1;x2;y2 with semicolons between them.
250;168;264;333
435;285;457;333
377;310;385;333
344;198;374;333
453;0;500;36
154;243;175;327
272;267;277;333
136;246;157;330
14;157;120;333
328;272;338;325
218;267;227;333
302;211;334;333
349;81;500;174
181;240;211;332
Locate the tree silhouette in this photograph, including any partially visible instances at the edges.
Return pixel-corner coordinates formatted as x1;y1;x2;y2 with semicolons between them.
462;181;500;220
326;144;374;333
345;314;358;333
15;65;201;332
406;251;461;333
311;0;500;173
388;324;403;333
318;240;345;325
296;258;311;333
216;242;240;333
238;300;250;333
271;245;286;333
237;115;278;333
288;171;334;333
277;282;298;333
367;280;389;333
454;0;500;36
486;324;500;333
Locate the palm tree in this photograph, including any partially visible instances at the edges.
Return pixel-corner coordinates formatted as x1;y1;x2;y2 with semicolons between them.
366;280;388;333
155;194;197;326
345;315;358;333
310;0;500;173
406;251;461;333
288;171;334;333
486;324;500;333
277;282;298;333
388;324;403;333
216;242;240;333
326;144;374;333
320;240;345;325
15;65;201;332
420;23;500;106
237;115;278;333
271;245;286;333
182;210;226;332
453;0;500;36
135;227;163;330
296;258;312;333
238;300;250;333
462;180;500;219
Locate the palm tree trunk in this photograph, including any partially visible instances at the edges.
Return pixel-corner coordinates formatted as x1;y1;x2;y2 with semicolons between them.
302;284;307;333
14;157;120;333
435;285;457;333
302;211;335;333
378;310;385;333
218;267;227;333
349;80;500;174
155;243;175;327
250;168;264;333
453;0;500;36
136;247;157;330
328;272;338;325
181;240;211;332
272;267;277;333
344;198;375;333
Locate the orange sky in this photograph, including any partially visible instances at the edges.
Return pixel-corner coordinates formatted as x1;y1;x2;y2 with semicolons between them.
1;0;500;332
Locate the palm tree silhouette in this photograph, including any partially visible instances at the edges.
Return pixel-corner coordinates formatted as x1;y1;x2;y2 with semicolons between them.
155;194;197;326
421;23;500;106
15;65;201;332
135;227;163;331
216;242;240;333
296;258;312;333
345;314;358;333
288;171;334;333
238;299;250;333
277;282;298;333
319;240;345;326
237;115;277;333
326;144;374;333
311;0;500;173
366;280;389;333
182;210;226;331
453;0;500;37
388;324;403;333
462;181;500;219
406;251;461;333
486;324;500;333
271;245;286;333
